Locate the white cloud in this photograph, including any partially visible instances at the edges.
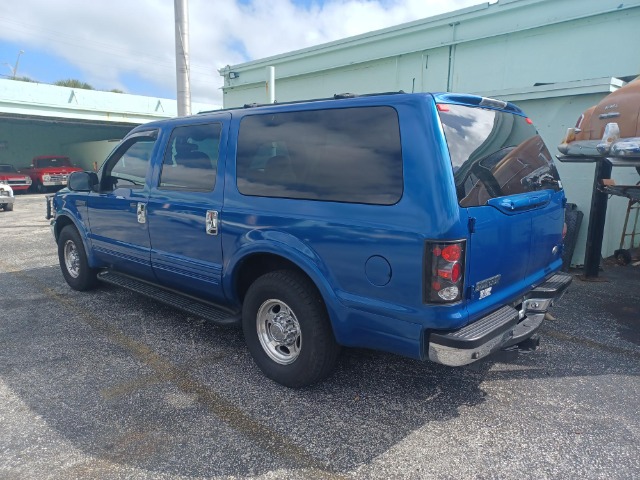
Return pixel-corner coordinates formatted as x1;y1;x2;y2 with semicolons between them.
0;0;479;105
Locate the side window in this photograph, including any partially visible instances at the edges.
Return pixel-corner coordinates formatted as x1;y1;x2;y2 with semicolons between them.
105;135;156;190
159;123;221;191
236;106;403;205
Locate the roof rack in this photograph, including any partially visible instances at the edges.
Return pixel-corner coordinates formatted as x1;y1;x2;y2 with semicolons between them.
197;90;408;115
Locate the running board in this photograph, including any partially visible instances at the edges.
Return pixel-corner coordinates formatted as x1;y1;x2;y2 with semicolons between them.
97;270;240;326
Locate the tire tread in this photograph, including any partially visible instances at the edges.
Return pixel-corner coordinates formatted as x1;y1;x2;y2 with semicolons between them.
242;270;340;388
58;225;98;291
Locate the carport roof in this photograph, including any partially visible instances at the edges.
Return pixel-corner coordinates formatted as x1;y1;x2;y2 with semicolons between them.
0;78;219;126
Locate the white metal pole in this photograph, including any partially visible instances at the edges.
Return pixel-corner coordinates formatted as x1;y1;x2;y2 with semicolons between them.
12;50;24;80
174;0;191;116
266;66;275;104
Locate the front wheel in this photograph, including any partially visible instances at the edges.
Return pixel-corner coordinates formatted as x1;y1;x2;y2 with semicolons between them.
58;225;98;291
242;270;341;388
3;203;13;211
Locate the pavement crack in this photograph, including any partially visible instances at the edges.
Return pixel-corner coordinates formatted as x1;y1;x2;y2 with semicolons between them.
544;328;640;360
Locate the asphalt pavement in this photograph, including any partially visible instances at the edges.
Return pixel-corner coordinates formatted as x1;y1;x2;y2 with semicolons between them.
1;194;639;479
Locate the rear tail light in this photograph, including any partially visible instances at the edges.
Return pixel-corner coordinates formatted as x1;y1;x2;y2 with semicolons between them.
424;240;466;303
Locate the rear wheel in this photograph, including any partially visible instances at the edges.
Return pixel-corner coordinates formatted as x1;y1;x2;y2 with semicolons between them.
242;270;341;388
58;225;98;291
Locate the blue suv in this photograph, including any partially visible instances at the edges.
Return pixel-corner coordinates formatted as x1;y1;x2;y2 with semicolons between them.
48;92;571;387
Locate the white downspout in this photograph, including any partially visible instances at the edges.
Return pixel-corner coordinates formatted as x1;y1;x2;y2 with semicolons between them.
266;66;275;104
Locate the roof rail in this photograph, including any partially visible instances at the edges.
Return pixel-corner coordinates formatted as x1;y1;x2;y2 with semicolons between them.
334;93;357;99
197;90;408;115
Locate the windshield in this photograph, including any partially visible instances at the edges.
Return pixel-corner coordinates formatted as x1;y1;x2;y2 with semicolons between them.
36;158;72;168
0;165;18;173
438;104;561;207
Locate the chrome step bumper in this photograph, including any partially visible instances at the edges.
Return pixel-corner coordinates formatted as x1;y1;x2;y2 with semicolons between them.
428;272;572;367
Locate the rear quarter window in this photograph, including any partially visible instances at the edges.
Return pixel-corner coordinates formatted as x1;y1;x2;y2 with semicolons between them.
438;104;561;207
236;106;403;205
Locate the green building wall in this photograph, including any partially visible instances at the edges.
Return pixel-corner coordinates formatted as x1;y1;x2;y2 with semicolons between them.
220;0;640;265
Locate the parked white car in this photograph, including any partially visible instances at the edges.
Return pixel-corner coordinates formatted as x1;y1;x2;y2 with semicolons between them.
0;183;15;211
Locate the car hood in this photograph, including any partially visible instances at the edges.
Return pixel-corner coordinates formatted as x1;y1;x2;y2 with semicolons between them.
0;172;29;180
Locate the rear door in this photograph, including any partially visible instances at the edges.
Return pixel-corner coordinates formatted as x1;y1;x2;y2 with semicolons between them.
438;103;564;317
146;117;230;303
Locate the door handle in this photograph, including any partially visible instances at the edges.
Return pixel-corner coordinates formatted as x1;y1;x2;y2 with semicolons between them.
206;210;218;235
137;203;146;224
489;192;551;212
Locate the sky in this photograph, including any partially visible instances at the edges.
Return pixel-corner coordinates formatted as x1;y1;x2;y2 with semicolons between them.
0;0;481;107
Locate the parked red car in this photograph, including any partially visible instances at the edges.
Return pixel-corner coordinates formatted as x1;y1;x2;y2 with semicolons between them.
0;164;32;193
20;156;83;193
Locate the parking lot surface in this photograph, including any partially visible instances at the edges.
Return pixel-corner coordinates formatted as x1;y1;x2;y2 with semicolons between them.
1;194;639;479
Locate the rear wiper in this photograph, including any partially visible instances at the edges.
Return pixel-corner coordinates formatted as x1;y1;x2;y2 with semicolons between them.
521;166;558;188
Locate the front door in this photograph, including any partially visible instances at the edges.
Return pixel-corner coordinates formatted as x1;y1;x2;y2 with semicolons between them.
86;130;159;280
146;118;229;303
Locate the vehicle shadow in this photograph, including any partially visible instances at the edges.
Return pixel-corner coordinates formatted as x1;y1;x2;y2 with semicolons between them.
0;265;638;478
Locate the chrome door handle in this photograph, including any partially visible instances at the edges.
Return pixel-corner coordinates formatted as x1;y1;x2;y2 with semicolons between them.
137;203;146;224
206;210;218;235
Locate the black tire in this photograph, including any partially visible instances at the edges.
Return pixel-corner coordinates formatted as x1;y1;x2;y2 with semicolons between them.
4;203;13;211
242;270;341;388
58;225;98;291
36;182;47;194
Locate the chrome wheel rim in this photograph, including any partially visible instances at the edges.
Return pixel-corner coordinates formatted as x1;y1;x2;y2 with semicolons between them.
256;299;302;365
63;240;81;278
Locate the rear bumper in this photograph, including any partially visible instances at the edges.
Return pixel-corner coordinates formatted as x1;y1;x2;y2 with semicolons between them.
0;195;14;206
427;272;572;366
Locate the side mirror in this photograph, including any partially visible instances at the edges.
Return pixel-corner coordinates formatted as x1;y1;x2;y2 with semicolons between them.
68;171;99;192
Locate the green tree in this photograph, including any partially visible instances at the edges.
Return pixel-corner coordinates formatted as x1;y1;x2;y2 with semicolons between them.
54;79;94;90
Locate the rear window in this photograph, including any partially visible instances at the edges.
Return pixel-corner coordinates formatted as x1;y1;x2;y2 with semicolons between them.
236;106;403;205
438;104;561;207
